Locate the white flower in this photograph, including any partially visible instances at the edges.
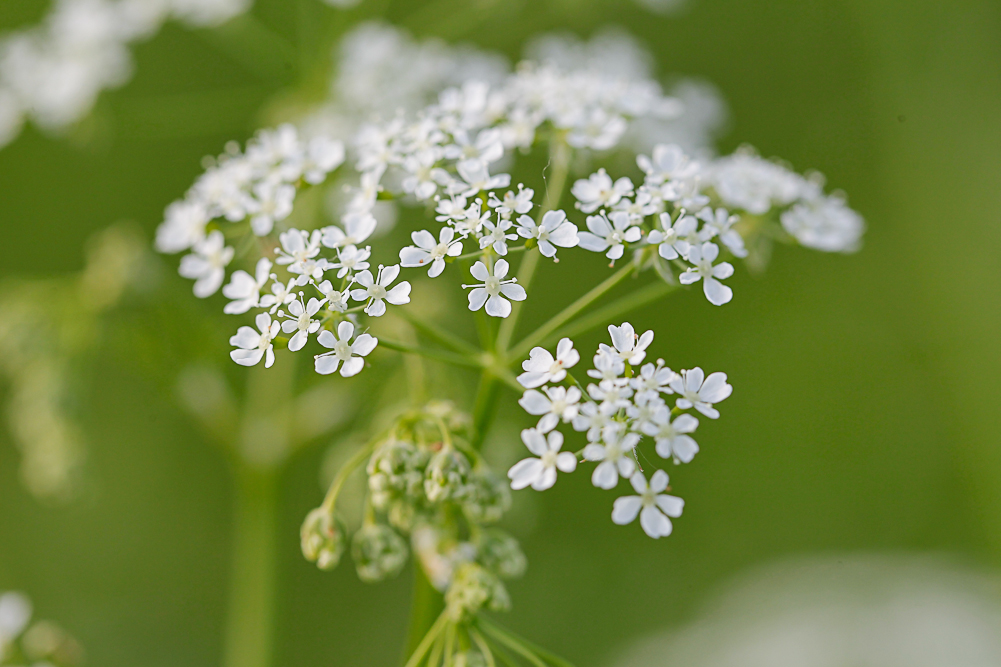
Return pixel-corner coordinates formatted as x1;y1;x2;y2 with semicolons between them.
247;182;295;236
637;143;698;186
452;200;491;237
462;259;526;318
331;244;371;279
401;152;442;200
443;127;504;164
314;321;378;377
322;212;377;249
612;470;684;538
276;229;323;279
350;264;412;317
435;195;469;222
517;338;579;388
711;152;803;215
479;217;518;255
680;242;734;306
629;361;678;398
0;592;32;644
626;391;665;432
583;429;640;489
571;168;634;213
670;367;732;419
519;385;582;433
780;196;864;253
178;230;233;298
601;322;654;366
259;277;296;314
302;136;345;184
508;429;577;491
280;296;322;351
156;200;208;253
315;280;349;312
455;160;511;197
577;211;641;260
650;211;699;260
641;409;699;463
567;107;627;151
697;206;747;258
222;257;272;315
587;380;634;411
230;312;281;368
587;351;626;384
489;184;534;218
572;401;615;441
515;210;579;259
400;227;463;277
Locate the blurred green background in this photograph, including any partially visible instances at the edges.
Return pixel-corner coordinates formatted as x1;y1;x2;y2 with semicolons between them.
2;0;1001;665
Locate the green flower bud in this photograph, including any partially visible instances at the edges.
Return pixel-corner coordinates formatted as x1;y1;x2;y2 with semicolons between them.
463;470;511;524
352;524;409;583
445;563;510;622
300;507;346;571
424;449;472;504
477;529;527;580
367;440;428;510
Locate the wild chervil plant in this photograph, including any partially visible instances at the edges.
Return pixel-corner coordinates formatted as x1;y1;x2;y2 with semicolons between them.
155;45;863;666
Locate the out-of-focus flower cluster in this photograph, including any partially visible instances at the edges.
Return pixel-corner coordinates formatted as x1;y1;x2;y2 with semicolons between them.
301;402;524;620
512;325;731;538
0;592;82;667
0;225;146;501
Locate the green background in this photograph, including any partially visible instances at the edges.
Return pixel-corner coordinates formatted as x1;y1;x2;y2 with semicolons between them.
2;0;1000;665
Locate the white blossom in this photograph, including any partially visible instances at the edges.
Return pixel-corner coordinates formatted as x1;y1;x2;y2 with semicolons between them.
247;182;295;236
350;264;412;317
301;136;345;184
572;169;634;213
400;227;463;277
518;385;582;433
178;230;233;298
517;338;579;388
222;257;272;314
577;211;641;260
612;470;684;538
641;409;699;463
629;360;678;399
322;212;377;249
276;229;326;284
314;321;378;377
230;312;281;368
697;206;747;258
454;160;511;197
443;127;503;165
489;185;534;218
583;428;640;489
280;296;322;351
587;379;634;411
515;209;579;259
315;279;350;312
670;367;732;419
508;429;577;491
637;143;698;186
680;242;734;306
0;592;32;644
710;152;804;215
156;200;208;253
462;259;525;318
780;195;864;253
601;322;654;366
572;401;615;441
330;244;371;279
479;217;517;255
567;107;627;151
649;210;698;261
435;195;469;222
259;276;296;314
587;350;627;384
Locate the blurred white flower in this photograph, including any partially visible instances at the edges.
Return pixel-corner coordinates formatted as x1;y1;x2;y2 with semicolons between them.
178;230;233;298
612;470;684;538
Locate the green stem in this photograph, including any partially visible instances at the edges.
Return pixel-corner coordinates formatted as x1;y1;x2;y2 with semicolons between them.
471;371;501;448
379;338;484;369
509;263;636;361
478;618;576;667
399;312;480;355
404;596;448;666
543;280;680;347
478;622;546;667
223;465;278;667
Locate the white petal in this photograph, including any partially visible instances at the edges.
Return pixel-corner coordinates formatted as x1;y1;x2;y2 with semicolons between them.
519;390;551;415
288;330;307;352
352;334;378;357
470;261;489;281
521;428;549;456
467;288;489;312
650;469;670;493
672;436;699;463
612;496;642;525
315;355;341;375
517;371;549;389
230;326;260;349
231;349;264;366
592;461;619;489
508;458;543;490
386;281;412;305
485;295;512;318
365;299;387;317
500;283;526;301
555;452;577;473
703;278;733;306
531;466;558;491
699;373;732;403
337;320;354;341
339;357;365;377
640;506;672;538
655;494;685;518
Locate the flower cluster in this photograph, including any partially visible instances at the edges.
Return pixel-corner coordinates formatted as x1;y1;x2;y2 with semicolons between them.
301;403;525;615
0;592;82;667
511;323;731;538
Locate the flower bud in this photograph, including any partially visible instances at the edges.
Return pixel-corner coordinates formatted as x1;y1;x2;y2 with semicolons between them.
300;507;346;571
352;524;409;583
444;563;510;622
463;471;511;524
477;529;527;580
424;449;472;504
367;439;428;509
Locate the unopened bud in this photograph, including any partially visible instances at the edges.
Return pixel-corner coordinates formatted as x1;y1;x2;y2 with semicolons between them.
300;507;346;571
352;524;409;583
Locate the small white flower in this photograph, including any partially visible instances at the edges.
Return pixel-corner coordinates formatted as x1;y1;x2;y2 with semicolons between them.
462;259;526;318
680;242;734;306
400;227;463;277
583;428;640;489
567;108;627;151
455;160;511;197
401;152;442;200
517;338;579;388
641;409;699;463
629;361;678;398
650;211;699;261
572;401;616;441
230;312;281;368
780;195;865;253
156;200;208;253
276;229;324;280
577;211;641;260
179;230;233;298
280;296;323;351
350;264;412;317
435;195;468;222
222;257;272;315
302;136;345;184
637;144;698;186
612;470;684;538
670;367;732;419
247;182;295;236
508;429;577;491
0;592;32;643
259;276;296;314
451;200;491;237
626;391;665;432
479;217;518;256
315;280;349;312
515;210;579;259
601;322;654;366
489;184;534;218
587;351;627;384
697;207;747;258
331;244;371;279
572;168;634;213
443;127;504;165
587;380;634;411
314;321;378;377
322;212;377;249
518;385;582;433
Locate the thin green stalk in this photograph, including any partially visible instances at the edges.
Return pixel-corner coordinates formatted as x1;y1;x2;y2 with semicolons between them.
379;338;483;369
320;435;380;512
471;371;501;448
223;466;278;667
509;263;636;361
544;280;680;346
478;618;576;667
404;608;449;667
478;623;546;667
469;628;496;667
404;568;445;661
399;312;481;355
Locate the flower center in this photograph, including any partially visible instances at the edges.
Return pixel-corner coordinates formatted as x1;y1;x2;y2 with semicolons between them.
484;276;501;295
370;285;388;300
540;450;558;467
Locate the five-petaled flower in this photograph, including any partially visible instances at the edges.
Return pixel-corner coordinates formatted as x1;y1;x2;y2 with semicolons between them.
680;242;734;306
612;470;684;538
584;428;640;490
314;321;378;377
518;385;582;433
230;312;281;368
462;259;526;318
577;211;642;260
515;209;579;259
400;228;463;277
508;429;577;491
350;265;412;317
517;338;579;388
280;296;323;351
670;367;732;419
